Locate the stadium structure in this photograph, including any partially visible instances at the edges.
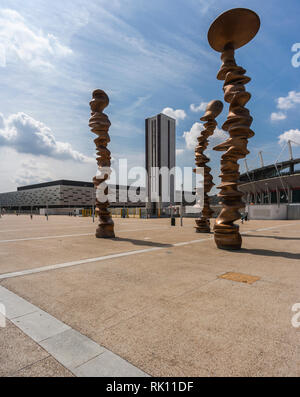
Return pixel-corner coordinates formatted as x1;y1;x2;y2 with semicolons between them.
238;155;300;219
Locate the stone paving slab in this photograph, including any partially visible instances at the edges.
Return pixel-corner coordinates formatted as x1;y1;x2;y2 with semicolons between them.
0;286;38;319
40;328;105;369
0;285;149;377
0;320;49;376
73;350;149;377
11;310;70;343
0;320;73;377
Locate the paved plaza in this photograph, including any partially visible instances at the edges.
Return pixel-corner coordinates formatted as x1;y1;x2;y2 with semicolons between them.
0;215;299;376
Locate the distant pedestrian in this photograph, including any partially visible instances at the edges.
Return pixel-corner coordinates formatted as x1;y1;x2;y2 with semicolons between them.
241;211;249;224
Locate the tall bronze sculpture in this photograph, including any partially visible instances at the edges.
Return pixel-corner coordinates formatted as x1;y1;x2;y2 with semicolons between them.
194;100;223;233
89;89;115;238
208;8;260;249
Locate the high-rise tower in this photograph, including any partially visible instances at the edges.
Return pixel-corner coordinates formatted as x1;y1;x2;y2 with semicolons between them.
145;113;176;213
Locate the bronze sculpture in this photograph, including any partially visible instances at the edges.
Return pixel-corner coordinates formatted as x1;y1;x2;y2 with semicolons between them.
89;89;115;238
208;8;260;249
194;100;223;233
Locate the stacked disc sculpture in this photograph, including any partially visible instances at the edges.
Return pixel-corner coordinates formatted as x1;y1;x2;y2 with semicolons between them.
89;89;115;238
194;100;223;233
208;8;260;250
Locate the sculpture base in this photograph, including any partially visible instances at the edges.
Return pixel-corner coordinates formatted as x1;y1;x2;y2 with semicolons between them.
213;224;242;250
195;228;211;233
96;224;115;239
195;219;210;233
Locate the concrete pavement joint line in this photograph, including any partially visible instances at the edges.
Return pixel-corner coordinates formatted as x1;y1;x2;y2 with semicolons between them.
0;233;93;243
0;222;92;230
254;223;296;232
0;222;298;280
0;226;169;243
0;222;148;233
0;234;211;279
10;356;55;377
0;285;149;377
241;222;298;235
0;225;97;233
1;222;297;242
0;247;162;279
0;238;214;280
8;310;39;320
173;237;213;246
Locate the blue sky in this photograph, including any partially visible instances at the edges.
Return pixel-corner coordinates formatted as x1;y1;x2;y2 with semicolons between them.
0;0;300;193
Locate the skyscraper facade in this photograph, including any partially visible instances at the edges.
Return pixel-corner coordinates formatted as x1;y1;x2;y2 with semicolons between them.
145;113;176;212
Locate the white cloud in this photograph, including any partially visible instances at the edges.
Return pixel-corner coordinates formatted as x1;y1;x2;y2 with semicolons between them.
176;149;185;156
277;91;300;110
278;129;300;146
183;122;227;150
0;112;92;162
0;146;99;192
270;112;287;121
161;107;186;124
209;128;228;148
0;9;72;68
270;91;300;121
183;122;204;150
190;102;208;113
12;159;54;186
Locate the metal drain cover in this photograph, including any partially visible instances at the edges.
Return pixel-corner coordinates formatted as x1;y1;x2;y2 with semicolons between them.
218;272;260;284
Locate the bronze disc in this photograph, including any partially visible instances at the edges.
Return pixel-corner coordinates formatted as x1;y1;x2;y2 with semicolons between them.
208;8;260;52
